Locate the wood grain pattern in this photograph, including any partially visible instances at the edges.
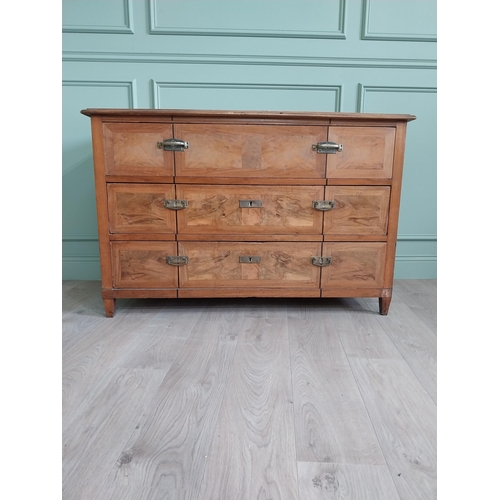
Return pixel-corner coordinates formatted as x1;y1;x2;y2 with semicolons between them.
111;241;178;288
361;293;437;404
321;243;387;288
103;122;174;176
107;184;177;234
176;184;325;235
288;307;385;465
178;241;321;288
174;123;327;178
297;462;400;500
62;280;436;499
323;186;390;236
62;368;167;500
326;126;395;179
198;317;298;500
105;308;242;498
349;358;437;500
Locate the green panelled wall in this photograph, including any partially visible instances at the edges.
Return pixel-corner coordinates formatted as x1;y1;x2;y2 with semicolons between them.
62;0;437;279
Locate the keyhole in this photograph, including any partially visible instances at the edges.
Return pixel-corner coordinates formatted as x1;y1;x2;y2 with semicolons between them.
249;201;253;207
249;257;253;262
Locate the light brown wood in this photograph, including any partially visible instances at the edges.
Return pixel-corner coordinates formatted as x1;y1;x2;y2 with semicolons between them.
82;109;413;315
323;186;390;236
176;185;324;235
327;126;396;179
103;122;174;177
111;241;178;288
107;184;177;234
321;243;387;288
174;123;327;178
178;241;321;289
175;176;327;185
178;288;321;298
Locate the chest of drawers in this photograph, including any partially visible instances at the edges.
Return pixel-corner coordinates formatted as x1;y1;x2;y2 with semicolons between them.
81;109;415;317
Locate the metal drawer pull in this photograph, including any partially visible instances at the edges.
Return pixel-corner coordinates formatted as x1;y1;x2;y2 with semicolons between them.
311;256;332;267
313;200;336;211
164;199;188;210
157;138;189;151
239;256;261;264
312;141;343;154
166;256;189;266
239;200;262;208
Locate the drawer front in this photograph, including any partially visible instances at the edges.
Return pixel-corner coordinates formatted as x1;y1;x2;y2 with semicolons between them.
103;123;174;176
111;242;178;288
107;184;177;234
178;242;321;288
326;127;395;179
321;243;386;288
174;124;327;178
323;186;390;236
176;185;324;235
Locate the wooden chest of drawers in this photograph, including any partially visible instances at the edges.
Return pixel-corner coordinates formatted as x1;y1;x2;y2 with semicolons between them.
82;109;415;317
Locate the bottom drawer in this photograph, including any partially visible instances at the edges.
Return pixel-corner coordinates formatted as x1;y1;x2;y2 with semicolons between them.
178;241;321;288
111;241;179;288
321;242;387;288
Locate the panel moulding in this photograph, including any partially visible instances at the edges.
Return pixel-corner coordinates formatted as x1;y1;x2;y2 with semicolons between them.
361;0;436;42
63;0;134;34
62;80;138;109
148;0;346;39
357;84;437;113
151;81;343;111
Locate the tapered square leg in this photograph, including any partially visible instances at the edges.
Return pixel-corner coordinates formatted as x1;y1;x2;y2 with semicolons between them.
103;298;116;318
379;296;391;315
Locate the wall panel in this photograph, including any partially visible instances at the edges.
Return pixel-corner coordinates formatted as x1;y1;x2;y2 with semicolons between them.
62;0;437;279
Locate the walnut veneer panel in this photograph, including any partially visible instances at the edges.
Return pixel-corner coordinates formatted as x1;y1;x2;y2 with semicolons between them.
323;186;390;236
103;123;174;177
107;184;176;234
327;127;395;179
176;185;324;235
321;242;387;288
111;241;178;289
178;241;321;288
174;124;327;178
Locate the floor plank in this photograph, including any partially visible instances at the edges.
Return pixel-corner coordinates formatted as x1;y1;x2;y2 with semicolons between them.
62;368;167;500
198;316;298;500
288;306;385;465
349;358;437;500
361;296;437;404
297;462;400;500
105;308;242;498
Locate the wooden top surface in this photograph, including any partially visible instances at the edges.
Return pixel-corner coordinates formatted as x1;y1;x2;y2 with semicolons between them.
81;108;416;122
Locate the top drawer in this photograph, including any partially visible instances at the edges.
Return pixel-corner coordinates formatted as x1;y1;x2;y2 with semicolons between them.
173;124;327;179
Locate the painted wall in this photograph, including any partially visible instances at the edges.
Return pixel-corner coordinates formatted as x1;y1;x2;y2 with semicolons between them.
62;0;436;279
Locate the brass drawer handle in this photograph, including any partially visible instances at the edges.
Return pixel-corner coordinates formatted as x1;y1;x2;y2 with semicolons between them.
157;138;189;151
311;256;332;267
313;200;336;211
239;256;261;264
164;199;188;210
239;200;262;208
312;141;343;154
166;256;189;266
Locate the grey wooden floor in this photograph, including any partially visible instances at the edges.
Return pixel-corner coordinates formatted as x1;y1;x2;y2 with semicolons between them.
62;280;436;500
